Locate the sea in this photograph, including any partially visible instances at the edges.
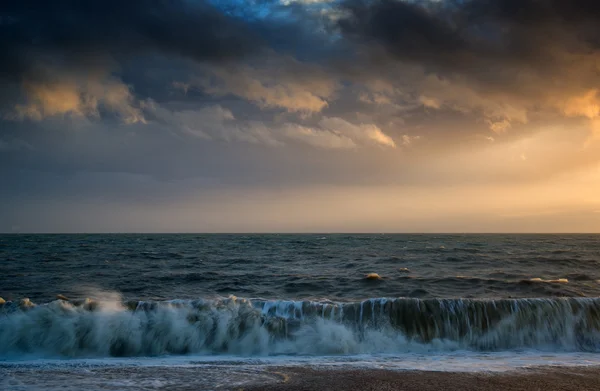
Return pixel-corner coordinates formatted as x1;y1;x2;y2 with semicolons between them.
2;234;600;390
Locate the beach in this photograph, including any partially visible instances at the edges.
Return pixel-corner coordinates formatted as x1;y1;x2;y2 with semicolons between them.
4;363;600;390
246;367;600;391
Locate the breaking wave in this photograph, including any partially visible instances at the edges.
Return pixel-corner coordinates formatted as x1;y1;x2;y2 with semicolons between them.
2;296;600;358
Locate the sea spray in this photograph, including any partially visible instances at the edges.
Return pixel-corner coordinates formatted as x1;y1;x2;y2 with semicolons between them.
1;296;600;358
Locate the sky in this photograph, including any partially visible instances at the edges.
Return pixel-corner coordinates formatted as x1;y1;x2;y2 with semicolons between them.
1;0;600;233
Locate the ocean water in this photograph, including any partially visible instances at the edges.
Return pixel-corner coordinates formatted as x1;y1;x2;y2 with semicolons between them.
2;234;600;389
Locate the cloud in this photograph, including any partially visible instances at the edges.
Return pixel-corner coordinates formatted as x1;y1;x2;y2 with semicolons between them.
193;57;337;113
338;0;600;81
419;96;441;109
560;90;600;120
281;0;335;4
337;0;600;136
417;73;530;130
9;73;145;123
7;0;598;141
401;135;421;146
282;123;357;149
486;119;512;134
318;117;396;148
1;0;262;82
144;100;395;149
0;0;271;125
173;105;236;140
144;102;281;146
279;118;396;149
557;89;600;143
3;0;600;234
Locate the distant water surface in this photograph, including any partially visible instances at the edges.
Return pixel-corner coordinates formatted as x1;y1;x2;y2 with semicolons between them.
2;234;600;302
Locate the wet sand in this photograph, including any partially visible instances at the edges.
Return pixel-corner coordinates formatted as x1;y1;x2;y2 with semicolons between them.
244;367;600;391
3;363;600;390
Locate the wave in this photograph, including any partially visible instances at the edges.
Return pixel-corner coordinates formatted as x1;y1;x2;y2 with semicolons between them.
525;278;569;284
1;296;600;358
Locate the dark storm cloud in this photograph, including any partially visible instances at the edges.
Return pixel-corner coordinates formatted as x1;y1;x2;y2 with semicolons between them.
338;0;600;86
0;0;264;82
339;0;466;64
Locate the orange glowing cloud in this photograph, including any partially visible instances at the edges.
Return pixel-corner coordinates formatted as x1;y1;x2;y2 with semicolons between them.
11;74;145;124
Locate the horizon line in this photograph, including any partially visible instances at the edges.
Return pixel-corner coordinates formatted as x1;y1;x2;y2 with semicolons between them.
2;232;600;235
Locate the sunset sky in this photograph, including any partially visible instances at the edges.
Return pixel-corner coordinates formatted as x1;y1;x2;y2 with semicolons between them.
1;0;600;232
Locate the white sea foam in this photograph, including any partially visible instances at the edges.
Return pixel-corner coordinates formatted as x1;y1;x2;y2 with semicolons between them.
2;296;600;359
3;351;600;373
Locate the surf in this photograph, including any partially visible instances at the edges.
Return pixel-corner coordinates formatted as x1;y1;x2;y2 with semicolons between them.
2;295;600;358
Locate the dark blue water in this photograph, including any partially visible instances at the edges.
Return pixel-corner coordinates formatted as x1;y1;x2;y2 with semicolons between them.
2;234;600;361
2;234;600;302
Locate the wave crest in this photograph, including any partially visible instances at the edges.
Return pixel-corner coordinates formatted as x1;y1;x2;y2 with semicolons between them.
1;296;600;358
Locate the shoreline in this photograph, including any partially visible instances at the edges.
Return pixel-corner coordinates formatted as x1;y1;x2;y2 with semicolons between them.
4;361;600;390
244;366;600;391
